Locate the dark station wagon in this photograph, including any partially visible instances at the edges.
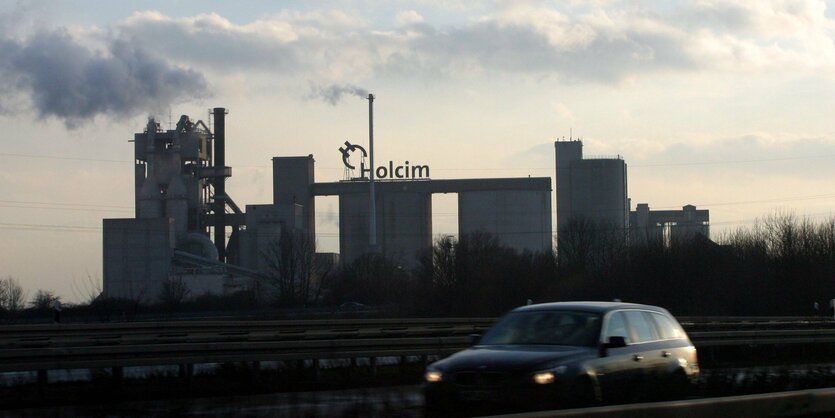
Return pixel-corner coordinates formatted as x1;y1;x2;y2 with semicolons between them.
423;302;699;415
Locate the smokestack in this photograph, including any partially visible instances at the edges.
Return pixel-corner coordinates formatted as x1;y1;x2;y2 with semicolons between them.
213;107;227;261
367;94;377;251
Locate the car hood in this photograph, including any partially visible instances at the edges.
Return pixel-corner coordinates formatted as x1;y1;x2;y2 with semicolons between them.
433;345;594;373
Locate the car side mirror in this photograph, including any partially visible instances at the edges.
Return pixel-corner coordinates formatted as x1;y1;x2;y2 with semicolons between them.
606;336;627;348
470;333;482;345
600;336;627;357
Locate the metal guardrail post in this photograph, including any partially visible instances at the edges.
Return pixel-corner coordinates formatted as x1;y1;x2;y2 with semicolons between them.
112;366;123;386
37;370;47;395
399;355;408;374
179;363;193;382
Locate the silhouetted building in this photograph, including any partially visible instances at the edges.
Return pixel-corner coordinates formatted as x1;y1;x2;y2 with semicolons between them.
555;140;628;236
104;109;553;303
630;203;710;245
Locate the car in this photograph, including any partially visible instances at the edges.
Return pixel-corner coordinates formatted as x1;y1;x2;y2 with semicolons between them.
423;301;699;415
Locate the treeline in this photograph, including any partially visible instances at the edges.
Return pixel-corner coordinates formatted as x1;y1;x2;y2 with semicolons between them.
5;212;835;322
325;212;835;317
0;277;69;320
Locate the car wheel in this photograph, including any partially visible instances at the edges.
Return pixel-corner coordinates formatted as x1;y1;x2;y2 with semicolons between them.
568;375;598;408
423;397;456;418
665;370;692;400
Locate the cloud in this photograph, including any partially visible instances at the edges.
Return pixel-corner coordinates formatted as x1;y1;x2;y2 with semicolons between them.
685;0;829;38
118;11;302;73
396;10;425;26
5;2;834;120
113;3;835;86
117;10;374;80
0;27;208;128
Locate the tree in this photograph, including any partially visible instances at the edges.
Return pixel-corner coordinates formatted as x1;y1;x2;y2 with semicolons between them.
71;274;102;305
159;276;191;310
414;231;554;316
261;227;318;307
0;276;26;312
557;217;627;276
30;290;58;311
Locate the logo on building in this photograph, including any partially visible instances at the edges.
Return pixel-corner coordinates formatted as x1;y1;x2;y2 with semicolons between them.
339;141;367;170
338;141;430;180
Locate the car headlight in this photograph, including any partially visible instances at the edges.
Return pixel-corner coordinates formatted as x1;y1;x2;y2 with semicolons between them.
533;372;555;385
425;370;443;383
532;365;567;385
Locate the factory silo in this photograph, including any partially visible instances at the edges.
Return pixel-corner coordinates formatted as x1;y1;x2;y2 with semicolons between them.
555;140;583;233
555;140;628;237
572;158;628;230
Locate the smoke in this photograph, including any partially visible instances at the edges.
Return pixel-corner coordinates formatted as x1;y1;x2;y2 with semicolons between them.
307;83;369;105
0;28;209;128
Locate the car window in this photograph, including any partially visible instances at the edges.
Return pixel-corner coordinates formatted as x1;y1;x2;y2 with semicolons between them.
650;312;686;340
480;310;602;347
603;311;629;343
624;310;658;343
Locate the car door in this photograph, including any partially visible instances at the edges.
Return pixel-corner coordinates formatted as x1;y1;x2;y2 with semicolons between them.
622;310;666;400
647;311;696;392
593;310;645;404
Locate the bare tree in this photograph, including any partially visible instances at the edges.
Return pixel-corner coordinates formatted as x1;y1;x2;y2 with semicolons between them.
30;290;58;311
0;276;26;312
557;217;627;275
312;254;336;304
71;273;102;305
159;276;191;310
261;227;318;307
424;236;457;291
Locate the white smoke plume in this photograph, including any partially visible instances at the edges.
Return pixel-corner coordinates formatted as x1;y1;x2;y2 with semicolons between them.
307;83;369;105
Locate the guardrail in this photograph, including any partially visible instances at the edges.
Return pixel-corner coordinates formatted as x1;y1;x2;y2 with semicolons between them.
0;317;832;375
0;318;492;374
501;387;835;418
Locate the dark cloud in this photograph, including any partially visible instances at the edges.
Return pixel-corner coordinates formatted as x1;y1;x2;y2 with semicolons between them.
0;28;209;128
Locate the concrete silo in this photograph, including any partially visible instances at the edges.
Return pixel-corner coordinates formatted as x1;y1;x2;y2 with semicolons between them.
555;140;628;237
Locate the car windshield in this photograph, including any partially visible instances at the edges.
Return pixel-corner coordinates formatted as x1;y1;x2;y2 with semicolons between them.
479;310;602;347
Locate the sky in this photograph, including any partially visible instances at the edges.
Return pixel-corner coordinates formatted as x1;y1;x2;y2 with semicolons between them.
2;0;835;303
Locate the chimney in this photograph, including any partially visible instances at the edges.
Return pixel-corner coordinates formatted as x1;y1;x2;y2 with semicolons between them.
213;107;227;261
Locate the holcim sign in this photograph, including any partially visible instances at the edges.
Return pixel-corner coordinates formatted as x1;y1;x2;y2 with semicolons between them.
339;141;430;179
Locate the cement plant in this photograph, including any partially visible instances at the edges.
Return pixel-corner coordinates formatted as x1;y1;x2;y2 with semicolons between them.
102;100;709;303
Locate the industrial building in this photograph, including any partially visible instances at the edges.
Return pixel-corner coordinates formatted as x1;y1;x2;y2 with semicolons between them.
630;203;710;245
103;107;553;303
554;140;629;235
313;177;552;264
103;109;263;302
102;102;711;303
554;139;710;246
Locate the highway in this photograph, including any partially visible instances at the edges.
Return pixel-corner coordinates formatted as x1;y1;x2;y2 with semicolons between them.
1;316;834;373
1;316;834;416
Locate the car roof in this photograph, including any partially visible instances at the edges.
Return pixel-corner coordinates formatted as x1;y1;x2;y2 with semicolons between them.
511;301;670;315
